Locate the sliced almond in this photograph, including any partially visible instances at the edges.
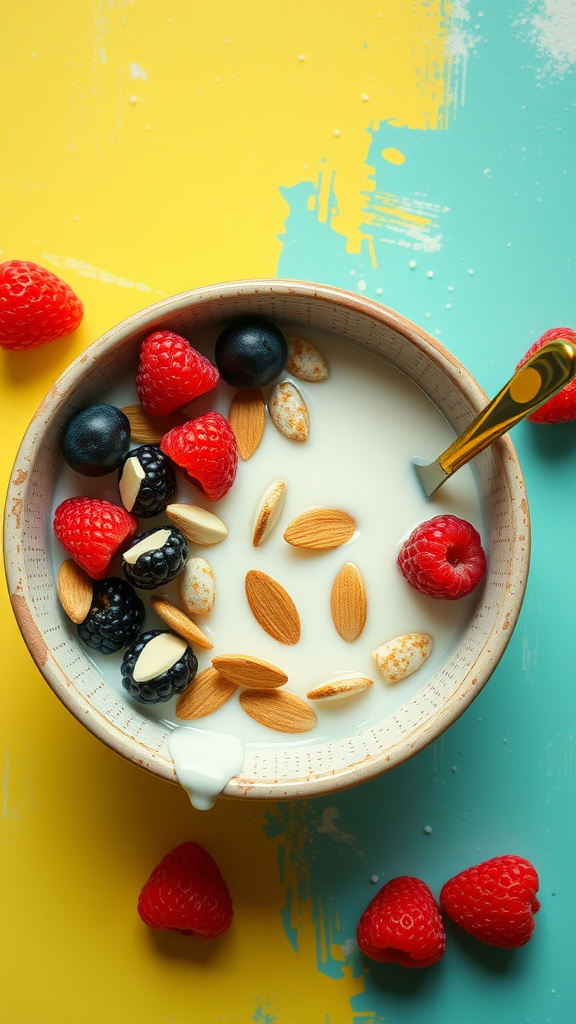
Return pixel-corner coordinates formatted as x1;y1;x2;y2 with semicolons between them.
166;504;228;546
307;675;373;701
269;381;309;442
123;528;172;565
118;455;146;512
372;632;433;683
245;570;300;645
330;562;367;642
180;556;215;617
150;597;213;650
121;404;186;444
176;666;236;720
287;336;328;382
57;559;93;624
252;479;286;547
239;689;317;733
212;654;287;689
133;632;188;683
283;508;356;550
228;389;266;460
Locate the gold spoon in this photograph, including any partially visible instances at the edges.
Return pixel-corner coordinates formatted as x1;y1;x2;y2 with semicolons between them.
414;339;576;499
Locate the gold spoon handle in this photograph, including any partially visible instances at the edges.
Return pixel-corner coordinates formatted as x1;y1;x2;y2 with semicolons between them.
438;340;576;476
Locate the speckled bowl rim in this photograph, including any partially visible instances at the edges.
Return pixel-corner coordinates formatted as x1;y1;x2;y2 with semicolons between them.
4;278;530;800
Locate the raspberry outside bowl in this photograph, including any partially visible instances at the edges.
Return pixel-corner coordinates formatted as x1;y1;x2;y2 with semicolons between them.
4;280;529;800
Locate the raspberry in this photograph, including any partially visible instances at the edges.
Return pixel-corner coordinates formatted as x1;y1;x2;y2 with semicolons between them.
398;514;486;600
138;842;232;937
516;327;576;424
440;855;540;948
54;497;138;580
0;260;83;351
136;330;220;417
357;876;445;968
161;411;238;501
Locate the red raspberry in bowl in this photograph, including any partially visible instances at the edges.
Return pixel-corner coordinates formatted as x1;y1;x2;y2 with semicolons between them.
516;326;576;424
161;411;238;501
0;260;84;351
398;514;486;600
136;330;220;417
54;497;138;579
357;876;445;968
138;841;232;938
440;854;540;948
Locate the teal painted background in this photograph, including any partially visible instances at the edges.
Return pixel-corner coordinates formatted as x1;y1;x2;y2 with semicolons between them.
273;2;576;1020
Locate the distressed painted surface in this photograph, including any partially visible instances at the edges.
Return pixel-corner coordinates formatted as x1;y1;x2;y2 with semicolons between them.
1;1;575;1022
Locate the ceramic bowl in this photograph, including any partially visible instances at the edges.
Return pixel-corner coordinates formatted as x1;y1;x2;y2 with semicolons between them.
4;279;529;799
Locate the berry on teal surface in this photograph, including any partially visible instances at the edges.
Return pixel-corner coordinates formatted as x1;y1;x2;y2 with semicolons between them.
516;326;576;424
440;855;540;948
62;403;131;476
357;876;446;968
215;317;288;388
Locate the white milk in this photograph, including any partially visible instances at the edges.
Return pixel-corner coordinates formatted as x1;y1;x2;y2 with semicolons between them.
50;323;484;808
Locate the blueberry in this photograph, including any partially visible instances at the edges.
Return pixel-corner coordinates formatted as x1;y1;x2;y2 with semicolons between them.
63;403;131;476
215;318;287;388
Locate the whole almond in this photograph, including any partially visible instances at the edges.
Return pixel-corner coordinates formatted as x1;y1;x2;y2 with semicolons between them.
180;556;215;617
330;562;367;642
252;479;286;547
228;389;266;460
166;504;228;546
121;404;186;444
150;597;213;650
245;570;300;645
239;689;317;733
287;336;328;382
212;654;287;689
57;559;93;624
269;381;309;441
176;666;237;720
307;675;373;701
283;508;356;550
372;632;433;683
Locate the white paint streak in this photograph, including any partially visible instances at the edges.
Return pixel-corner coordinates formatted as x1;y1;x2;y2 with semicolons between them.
129;61;148;81
517;0;576;78
445;1;482;106
316;807;357;845
363;189;446;253
40;252;165;295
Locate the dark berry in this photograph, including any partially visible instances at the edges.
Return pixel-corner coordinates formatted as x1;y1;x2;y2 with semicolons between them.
122;526;188;590
78;577;144;654
62;403;131;476
121;629;198;704
118;445;176;517
215;318;287;388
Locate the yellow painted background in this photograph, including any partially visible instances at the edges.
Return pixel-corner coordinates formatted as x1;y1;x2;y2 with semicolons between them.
1;3;449;1021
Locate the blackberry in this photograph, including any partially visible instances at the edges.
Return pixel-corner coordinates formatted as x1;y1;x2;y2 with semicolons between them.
78;577;145;654
121;629;198;704
122;526;188;590
118;444;176;517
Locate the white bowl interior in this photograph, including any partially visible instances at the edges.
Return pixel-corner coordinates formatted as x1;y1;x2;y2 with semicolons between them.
5;281;529;799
